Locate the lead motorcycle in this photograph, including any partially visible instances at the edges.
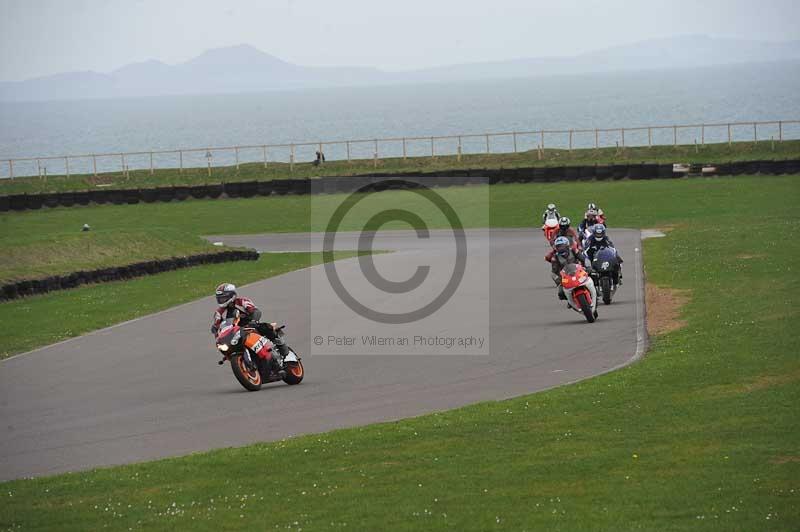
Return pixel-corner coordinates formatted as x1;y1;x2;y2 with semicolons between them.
590;246;620;305
214;314;304;391
559;263;597;323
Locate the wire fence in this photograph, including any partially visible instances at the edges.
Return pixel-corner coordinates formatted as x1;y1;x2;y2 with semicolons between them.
2;119;799;179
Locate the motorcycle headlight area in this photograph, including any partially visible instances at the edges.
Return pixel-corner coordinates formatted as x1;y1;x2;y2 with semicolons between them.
217;344;229;352
231;331;241;345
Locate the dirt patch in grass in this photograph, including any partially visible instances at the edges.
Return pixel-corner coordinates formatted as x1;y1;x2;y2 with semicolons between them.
645;284;691;337
693;368;800;400
772;455;800;465
735;253;764;260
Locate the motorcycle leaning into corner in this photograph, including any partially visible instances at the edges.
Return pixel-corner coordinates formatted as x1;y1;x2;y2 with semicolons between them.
559;263;598;323
214;311;304;391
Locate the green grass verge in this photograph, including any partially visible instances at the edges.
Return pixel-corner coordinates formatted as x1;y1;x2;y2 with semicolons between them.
2;173;795;282
0;251;362;359
0;228;226;283
2;139;798;194
1;175;798;530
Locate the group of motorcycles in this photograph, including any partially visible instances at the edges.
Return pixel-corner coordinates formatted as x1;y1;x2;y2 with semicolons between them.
214;204;623;391
542;206;622;324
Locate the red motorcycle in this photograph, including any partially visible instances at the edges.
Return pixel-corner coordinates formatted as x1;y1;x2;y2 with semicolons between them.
559;263;597;323
214;315;304;391
542;215;559;244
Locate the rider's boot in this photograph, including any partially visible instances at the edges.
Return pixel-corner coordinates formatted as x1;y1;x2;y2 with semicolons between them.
557;286;567;301
270;342;289;373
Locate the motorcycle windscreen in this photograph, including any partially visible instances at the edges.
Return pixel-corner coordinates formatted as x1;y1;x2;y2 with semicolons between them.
594;247;618;268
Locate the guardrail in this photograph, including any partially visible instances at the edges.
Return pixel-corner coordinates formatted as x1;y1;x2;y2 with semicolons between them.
2;119;799;179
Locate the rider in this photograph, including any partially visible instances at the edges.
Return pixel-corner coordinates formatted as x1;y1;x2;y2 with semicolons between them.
548;236;589;301
578;208;600;238
210;283;289;372
541;203;561;224
583;224;623;283
551;216;581;249
544;216;582;262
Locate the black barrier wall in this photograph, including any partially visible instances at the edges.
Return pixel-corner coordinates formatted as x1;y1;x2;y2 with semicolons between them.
0;250;259;301
0;159;797;212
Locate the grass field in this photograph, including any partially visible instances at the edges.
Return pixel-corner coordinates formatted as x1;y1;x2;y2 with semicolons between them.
0;251;364;360
1;138;798;194
2;174;795;283
1;175;798;530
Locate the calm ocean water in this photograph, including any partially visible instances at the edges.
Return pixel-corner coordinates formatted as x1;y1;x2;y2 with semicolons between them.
1;61;799;177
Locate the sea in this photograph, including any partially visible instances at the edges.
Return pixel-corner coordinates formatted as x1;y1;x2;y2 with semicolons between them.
1;61;799;177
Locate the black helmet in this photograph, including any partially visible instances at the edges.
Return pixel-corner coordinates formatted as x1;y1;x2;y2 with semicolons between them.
587;202;598;211
558;216;571;229
215;283;237;306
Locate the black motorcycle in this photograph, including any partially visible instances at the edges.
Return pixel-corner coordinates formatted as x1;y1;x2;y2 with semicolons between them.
590;247;620;305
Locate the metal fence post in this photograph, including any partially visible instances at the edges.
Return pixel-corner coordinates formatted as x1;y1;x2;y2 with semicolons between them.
430;137;435;158
753;122;757;142
346;141;351;164
262;145;268;168
540;130;545;151
595;129;599;150
149;152;154;175
457;136;462;162
65;157;70;178
290;144;295;172
485;134;490;154
779;121;783;142
121;154;125;174
8;160;12;179
513;132;518;153
673;126;677;147
37;159;42;179
235;147;240;171
93;155;97;176
647;127;652;148
621;128;625;148
374;139;379;168
568;130;573;152
402;138;407;161
727;124;732;146
701;124;705;145
179;150;183;173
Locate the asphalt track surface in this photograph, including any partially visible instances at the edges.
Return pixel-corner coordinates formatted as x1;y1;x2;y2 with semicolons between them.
0;229;644;481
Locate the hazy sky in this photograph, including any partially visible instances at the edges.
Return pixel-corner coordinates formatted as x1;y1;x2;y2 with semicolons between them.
1;0;799;81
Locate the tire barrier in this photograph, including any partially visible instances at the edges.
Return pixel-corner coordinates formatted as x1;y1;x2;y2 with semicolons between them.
0;249;259;302
2;159;798;213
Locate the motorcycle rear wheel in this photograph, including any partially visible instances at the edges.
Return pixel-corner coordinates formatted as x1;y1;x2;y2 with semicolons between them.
283;357;305;385
230;354;263;391
577;293;596;323
600;277;612;305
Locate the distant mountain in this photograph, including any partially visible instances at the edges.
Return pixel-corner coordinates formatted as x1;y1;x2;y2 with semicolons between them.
2;37;799;102
401;35;800;83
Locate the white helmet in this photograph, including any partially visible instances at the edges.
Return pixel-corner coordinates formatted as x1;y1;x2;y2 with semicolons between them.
215;283;237;306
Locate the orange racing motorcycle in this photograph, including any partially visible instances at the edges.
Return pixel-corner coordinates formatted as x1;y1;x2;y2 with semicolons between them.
559;263;598;323
214;314;304;391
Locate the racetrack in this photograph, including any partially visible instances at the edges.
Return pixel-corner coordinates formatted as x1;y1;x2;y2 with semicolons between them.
0;229;643;481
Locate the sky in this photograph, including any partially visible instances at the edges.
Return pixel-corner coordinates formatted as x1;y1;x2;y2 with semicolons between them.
1;0;799;82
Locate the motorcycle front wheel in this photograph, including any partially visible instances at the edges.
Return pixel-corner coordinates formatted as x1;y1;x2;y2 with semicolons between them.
600;277;612;305
577;292;596;323
230;353;263;391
